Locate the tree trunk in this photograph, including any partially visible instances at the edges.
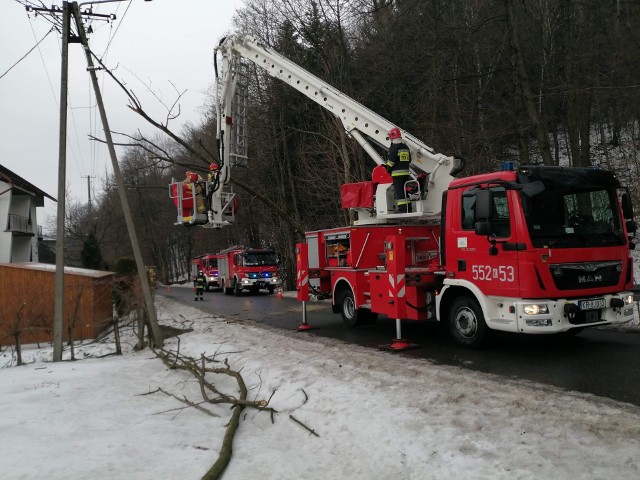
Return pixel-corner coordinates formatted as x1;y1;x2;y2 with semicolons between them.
13;332;22;366
505;0;554;165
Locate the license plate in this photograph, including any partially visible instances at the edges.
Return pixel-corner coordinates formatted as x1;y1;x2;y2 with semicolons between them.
578;298;605;311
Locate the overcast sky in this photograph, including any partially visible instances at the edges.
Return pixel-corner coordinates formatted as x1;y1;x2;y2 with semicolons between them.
1;0;239;230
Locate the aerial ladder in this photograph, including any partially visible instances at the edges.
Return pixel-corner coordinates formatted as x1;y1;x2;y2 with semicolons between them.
171;33;464;227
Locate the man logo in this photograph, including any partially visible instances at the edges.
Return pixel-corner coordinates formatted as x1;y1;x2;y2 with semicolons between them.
578;274;603;283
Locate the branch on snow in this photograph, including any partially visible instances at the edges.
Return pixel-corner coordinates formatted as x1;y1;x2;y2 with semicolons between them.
150;347;280;480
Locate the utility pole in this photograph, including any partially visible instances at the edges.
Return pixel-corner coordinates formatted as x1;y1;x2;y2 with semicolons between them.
28;1;117;361
53;1;71;362
28;0;162;360
82;174;95;212
71;2;163;347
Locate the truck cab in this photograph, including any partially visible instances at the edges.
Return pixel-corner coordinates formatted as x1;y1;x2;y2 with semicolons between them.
218;246;280;295
439;165;636;345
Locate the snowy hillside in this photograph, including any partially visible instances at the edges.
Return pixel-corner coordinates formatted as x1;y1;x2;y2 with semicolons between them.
1;295;639;480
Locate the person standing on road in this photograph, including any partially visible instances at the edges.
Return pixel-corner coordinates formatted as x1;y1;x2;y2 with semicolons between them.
194;271;206;301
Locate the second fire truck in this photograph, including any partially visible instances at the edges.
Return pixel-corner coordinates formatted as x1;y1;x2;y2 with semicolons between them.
217;246;280;296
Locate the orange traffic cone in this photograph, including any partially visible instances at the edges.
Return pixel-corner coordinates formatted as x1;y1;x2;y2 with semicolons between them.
277;286;283;298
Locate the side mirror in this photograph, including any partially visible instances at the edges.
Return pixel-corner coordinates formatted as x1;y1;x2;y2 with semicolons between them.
475;189;501;255
622;193;634;219
626;219;637;237
475;189;493;221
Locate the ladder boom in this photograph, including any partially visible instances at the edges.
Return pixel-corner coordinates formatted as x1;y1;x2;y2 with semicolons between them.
215;34;463;185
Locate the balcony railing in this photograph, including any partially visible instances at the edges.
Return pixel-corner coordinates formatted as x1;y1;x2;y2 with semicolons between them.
7;214;41;237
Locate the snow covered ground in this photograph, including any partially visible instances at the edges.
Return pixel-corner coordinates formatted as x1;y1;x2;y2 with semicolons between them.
1;292;639;480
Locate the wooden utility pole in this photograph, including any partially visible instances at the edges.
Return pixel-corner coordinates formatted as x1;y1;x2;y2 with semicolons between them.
71;2;164;347
30;0;163;358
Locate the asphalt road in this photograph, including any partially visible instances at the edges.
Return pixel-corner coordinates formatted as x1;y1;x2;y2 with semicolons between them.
160;285;640;407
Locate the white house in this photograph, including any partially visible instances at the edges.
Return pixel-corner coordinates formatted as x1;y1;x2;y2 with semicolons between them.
0;164;56;263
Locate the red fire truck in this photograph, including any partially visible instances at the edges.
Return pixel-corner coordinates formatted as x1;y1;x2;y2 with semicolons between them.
184;34;637;348
217;246;280;295
191;253;223;291
296;165;637;348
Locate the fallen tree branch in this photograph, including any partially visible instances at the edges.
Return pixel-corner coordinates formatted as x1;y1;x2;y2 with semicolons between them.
289;414;320;437
151;347;278;479
151;387;220;419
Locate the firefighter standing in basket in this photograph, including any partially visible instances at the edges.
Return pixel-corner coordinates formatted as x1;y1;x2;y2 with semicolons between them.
386;127;412;213
194;271;206;301
185;171;207;214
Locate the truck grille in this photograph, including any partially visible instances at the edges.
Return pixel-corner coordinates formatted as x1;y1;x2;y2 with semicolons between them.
549;261;621;291
248;271;274;279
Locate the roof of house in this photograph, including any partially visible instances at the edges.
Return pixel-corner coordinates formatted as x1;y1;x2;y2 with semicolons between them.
0;262;114;278
0;164;56;202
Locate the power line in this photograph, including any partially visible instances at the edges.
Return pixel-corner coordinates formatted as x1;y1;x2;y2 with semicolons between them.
27;17;59;110
93;1;132;178
101;0;132;58
0;26;54;80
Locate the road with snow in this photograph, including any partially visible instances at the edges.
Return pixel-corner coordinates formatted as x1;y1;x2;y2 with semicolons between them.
159;285;640;407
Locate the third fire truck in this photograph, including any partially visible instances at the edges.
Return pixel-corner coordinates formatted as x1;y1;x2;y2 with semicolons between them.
191;253;223;291
207;34;637;348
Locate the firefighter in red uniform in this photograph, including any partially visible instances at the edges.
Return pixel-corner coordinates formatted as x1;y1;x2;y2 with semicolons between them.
185;171;207;214
194;271;206;301
386;127;412;213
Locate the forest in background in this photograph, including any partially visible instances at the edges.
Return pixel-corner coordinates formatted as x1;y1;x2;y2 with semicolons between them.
60;0;640;288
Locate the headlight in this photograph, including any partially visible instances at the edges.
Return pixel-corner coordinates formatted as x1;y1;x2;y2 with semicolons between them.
625;294;634;304
523;304;549;315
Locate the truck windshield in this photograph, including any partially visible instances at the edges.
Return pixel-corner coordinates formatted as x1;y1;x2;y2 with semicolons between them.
206;258;218;268
520;187;625;248
244;253;278;266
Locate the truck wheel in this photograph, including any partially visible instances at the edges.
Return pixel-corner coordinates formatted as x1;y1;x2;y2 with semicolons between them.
234;278;242;296
448;296;487;348
340;289;359;327
339;289;376;327
205;284;211;292
267;285;275;294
